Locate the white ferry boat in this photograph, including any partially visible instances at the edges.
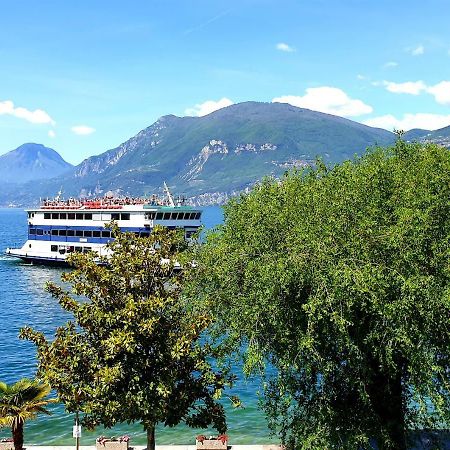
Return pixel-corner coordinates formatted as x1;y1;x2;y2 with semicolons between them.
6;185;201;265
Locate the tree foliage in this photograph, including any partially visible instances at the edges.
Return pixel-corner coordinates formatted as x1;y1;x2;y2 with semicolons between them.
0;378;56;450
187;141;450;449
20;225;233;450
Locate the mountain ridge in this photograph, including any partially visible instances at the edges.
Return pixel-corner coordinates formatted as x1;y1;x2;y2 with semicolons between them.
3;101;449;206
0;143;73;184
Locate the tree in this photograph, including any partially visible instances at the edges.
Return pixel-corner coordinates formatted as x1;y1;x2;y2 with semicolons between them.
187;141;450;449
0;378;56;450
20;225;233;450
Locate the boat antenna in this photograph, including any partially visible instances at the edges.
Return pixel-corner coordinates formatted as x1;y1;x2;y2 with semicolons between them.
163;181;175;207
55;186;63;202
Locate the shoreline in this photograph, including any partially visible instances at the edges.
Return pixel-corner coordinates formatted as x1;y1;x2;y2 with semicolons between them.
25;446;283;450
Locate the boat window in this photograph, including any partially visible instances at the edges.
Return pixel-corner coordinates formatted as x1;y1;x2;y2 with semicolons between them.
52;213;59;220
85;213;93;220
29;229;36;235
195;212;201;220
67;246;74;253
93;231;101;238
37;229;44;236
59;230;67;236
185;230;196;238
75;247;82;253
163;212;171;220
51;229;58;236
140;231;150;238
155;212;163;220
83;247;92;253
101;230;111;238
84;230;92;237
51;245;58;252
68;213;75;220
121;213;130;220
59;249;66;254
145;212;156;220
111;213;120;220
60;213;67;220
177;212;184;220
75;230;83;237
67;230;75;237
44;213;51;219
76;213;83;220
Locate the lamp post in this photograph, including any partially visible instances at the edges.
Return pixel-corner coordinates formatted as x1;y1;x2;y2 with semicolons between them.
73;390;81;450
73;411;80;450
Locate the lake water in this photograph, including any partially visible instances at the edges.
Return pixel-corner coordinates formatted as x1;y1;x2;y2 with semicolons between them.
0;207;275;446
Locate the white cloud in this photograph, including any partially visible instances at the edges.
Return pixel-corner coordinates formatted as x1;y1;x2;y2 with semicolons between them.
411;45;424;55
272;87;373;117
363;113;450;131
383;61;398;68
357;74;366;80
48;130;56;138
382;80;427;95
185;98;234;117
380;79;450;105
0;99;55;125
276;42;295;52
71;125;96;135
426;81;450;105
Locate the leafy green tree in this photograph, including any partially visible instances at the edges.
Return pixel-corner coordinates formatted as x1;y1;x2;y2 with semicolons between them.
20;225;233;450
187;141;450;449
0;379;56;450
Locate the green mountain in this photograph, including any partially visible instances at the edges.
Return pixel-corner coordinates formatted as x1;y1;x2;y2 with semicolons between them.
1;102;397;206
404;125;450;148
0;143;73;184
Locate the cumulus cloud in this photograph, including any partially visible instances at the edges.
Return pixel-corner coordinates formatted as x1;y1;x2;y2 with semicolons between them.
380;79;450;105
427;81;450;105
411;45;424;55
272;87;373;117
185;98;234;117
382;80;427;95
48;130;56;138
276;42;295;52
363;113;450;131
71;125;96;135
0;99;55;125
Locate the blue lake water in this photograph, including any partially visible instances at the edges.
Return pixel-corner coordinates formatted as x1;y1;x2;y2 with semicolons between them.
0;207;275;446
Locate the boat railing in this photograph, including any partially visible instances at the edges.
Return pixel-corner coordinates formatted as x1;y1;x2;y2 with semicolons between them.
40;195;188;209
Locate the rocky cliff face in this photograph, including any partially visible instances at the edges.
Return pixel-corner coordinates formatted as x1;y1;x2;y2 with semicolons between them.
74;119;168;178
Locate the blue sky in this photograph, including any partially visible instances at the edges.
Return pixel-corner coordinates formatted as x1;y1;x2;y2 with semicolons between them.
1;0;450;164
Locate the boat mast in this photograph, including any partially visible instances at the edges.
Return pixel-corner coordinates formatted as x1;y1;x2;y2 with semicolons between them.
163;181;175;207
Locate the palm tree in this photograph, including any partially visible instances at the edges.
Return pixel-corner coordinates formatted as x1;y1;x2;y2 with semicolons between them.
0;379;56;450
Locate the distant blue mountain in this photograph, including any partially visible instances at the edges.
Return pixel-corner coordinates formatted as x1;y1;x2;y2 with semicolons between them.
404;125;450;150
0;143;73;184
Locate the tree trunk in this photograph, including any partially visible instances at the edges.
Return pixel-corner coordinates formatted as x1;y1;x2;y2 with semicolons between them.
368;365;406;450
12;419;24;450
146;423;155;450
